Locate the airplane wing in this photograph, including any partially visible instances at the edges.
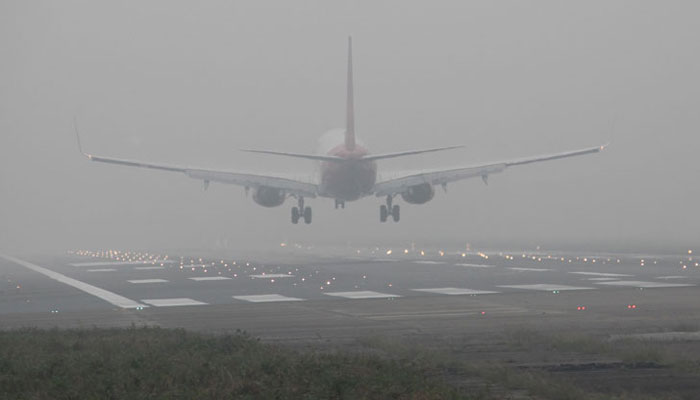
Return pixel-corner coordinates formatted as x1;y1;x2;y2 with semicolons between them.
75;128;318;197
373;144;606;197
82;153;318;197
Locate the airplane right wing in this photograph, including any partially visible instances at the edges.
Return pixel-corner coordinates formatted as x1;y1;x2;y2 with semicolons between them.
373;144;606;197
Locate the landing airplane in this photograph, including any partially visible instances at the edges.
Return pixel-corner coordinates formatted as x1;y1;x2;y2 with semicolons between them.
76;37;605;224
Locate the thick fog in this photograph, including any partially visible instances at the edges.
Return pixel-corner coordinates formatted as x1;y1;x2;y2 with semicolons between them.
1;1;699;254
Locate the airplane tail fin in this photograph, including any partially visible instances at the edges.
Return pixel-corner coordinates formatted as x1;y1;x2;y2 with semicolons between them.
345;36;356;151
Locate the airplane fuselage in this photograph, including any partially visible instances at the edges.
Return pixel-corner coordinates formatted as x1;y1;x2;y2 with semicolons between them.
320;143;377;201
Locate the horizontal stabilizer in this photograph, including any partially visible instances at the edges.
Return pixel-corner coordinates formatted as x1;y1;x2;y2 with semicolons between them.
240;149;346;162
361;145;464;161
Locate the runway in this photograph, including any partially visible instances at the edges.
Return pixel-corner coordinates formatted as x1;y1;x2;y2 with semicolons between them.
1;246;698;341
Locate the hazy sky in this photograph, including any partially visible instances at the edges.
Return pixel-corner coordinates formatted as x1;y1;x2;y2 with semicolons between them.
1;1;699;254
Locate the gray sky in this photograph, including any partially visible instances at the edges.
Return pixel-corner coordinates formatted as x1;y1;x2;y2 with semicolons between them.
1;1;699;254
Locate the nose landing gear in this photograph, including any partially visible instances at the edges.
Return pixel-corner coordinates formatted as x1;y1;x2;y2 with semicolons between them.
379;195;400;223
291;196;312;224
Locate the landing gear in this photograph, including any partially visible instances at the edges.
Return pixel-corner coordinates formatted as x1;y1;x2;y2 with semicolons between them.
379;195;400;223
291;197;312;224
335;199;345;209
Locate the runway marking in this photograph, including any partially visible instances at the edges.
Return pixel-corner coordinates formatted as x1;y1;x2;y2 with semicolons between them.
141;298;207;307
134;266;166;270
455;263;495;268
413;261;446;265
127;279;169;284
249;274;295;279
233;294;304;303
324;290;401;299
508;267;551;272
0;253;145;309
498;284;595;291
87;268;117;272
189;276;232;281
365;308;528;320
182;264;207;269
570;271;631;277
596;280;695;289
587;277;620;281
655;276;687;280
71;260;176;267
412;288;499;296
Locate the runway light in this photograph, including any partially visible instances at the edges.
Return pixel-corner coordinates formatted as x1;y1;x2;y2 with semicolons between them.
480;311;486;315
577;306;586;311
552;290;560;294
386;250;392;255
627;304;637;309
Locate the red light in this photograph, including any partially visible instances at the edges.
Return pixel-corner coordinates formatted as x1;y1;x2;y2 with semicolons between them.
480;311;486;315
577;306;587;311
627;304;637;309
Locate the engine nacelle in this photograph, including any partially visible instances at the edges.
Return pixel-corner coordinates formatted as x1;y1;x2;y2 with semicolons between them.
252;186;286;207
400;183;435;204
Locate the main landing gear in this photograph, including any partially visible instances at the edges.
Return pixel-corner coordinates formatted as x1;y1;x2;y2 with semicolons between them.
380;195;400;223
291;196;312;224
335;199;345;209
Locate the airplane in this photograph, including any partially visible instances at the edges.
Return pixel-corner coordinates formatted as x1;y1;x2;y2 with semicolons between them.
76;37;606;224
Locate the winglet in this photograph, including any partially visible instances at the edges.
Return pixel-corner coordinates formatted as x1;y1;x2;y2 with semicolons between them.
73;117;92;159
345;36;356;151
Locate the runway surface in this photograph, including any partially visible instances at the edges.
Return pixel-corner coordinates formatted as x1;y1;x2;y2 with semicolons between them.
1;246;698;341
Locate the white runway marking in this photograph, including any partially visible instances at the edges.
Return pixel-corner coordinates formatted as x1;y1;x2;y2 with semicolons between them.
324;290;401;299
0;253;145;309
596;281;695;288
656;276;687;280
455;263;495;268
87;268;117;272
413;261;446;265
509;267;551;272
141;298;207;307
570;271;631;277
233;294;304;303
71;260;176;267
249;274;295;279
134;266;165;270
189;276;232;281
412;288;499;296
182;264;207;269
498;284;595;291
587;277;620;281
128;279;168;284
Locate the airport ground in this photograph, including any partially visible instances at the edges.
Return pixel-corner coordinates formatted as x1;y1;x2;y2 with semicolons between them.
1;244;699;399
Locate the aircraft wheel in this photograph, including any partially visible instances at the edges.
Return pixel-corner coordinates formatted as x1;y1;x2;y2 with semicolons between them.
380;205;388;222
392;205;400;222
291;207;300;224
303;206;312;224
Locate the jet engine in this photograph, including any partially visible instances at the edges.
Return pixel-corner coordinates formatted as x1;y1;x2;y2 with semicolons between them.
252;186;286;207
400;183;435;204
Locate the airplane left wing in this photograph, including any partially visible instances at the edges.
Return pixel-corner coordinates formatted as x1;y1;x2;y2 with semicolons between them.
83;153;318;197
373;144;606;197
74;121;318;197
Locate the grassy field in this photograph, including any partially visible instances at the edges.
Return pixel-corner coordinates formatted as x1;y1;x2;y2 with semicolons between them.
2;326;699;399
0;327;462;400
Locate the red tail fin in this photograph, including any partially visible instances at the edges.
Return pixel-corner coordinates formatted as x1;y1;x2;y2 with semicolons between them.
345;36;356;151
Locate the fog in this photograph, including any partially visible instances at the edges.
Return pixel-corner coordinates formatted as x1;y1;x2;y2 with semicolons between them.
1;1;699;254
